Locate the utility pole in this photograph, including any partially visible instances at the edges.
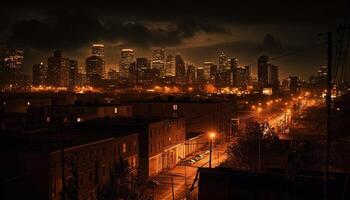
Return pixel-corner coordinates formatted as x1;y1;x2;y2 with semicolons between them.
209;139;212;168
171;177;175;200
324;31;332;200
60;120;66;200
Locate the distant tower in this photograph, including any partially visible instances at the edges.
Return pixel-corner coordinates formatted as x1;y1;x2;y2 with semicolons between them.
86;56;104;84
186;64;196;84
175;54;186;81
218;51;227;73
228;58;238;86
47;50;69;87
257;55;270;88
152;48;165;77
92;44;104;57
119;49;135;79
68;59;78;89
91;44;105;78
3;48;24;88
165;55;175;76
32;62;48;86
269;64;279;89
203;62;214;81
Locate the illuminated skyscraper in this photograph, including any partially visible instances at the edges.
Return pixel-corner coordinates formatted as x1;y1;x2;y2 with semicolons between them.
218;51;227;73
269;64;279;89
92;44;104;57
175;54;186;82
210;64;218;83
136;58;151;82
47;50;69;87
86;56;104;84
228;58;238;86
119;49;135;79
236;66;251;88
257;55;270;88
152;48;165;77
203;62;213;81
91;44;105;78
186;64;196;84
69;59;78;89
165;55;175;76
32;62;48;86
3;48;24;88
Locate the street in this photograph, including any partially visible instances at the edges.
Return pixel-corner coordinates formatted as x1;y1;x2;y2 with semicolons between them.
146;144;227;200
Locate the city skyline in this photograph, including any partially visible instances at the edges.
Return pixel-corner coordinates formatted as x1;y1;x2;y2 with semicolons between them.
0;0;346;79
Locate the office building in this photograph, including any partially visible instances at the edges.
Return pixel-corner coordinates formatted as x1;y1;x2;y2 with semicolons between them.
165;55;175;76
175;54;186;83
152;49;165;77
32;62;48;86
47;50;69;87
258;55;270;88
86;56;104;84
68;60;78;89
119;49;135;79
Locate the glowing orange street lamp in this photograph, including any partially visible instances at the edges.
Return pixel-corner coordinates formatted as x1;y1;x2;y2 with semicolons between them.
208;132;216;168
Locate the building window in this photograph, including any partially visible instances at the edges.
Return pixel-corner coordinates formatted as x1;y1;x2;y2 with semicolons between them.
27;101;31;106
122;143;127;153
134;140;137;150
77;117;82;122
46;116;51;123
114;107;118;114
102;166;106;177
172;104;178;111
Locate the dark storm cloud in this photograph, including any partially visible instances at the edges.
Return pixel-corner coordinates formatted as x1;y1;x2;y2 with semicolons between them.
4;9;229;50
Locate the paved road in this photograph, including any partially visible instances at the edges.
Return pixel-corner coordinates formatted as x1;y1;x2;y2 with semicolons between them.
146;145;227;200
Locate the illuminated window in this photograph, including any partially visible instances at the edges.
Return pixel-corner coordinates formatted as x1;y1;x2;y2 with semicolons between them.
114;107;118;114
172;104;178;111
169;137;171;142
3;102;6;105
27;101;31;106
77;117;82;122
122;143;127;153
46;116;51;123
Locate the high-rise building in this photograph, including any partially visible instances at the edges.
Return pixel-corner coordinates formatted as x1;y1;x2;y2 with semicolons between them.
165;55;175;76
152;49;165;77
257;55;270;88
210;64;218;83
91;44;105;78
47;50;69;87
197;66;205;83
218;51;227;73
3;48;24;88
32;62;48;86
228;58;238;86
236;66;250;88
86;56;104;84
290;76;300;94
137;58;151;82
203;62;213;81
186;64;196;84
91;44;104;57
119;49;135;79
175;54;186;82
269;64;279;88
68;59;78;89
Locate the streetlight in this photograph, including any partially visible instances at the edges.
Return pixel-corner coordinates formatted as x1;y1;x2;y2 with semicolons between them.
208;132;216;168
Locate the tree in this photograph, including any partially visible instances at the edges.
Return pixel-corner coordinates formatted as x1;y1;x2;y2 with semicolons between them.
226;121;284;171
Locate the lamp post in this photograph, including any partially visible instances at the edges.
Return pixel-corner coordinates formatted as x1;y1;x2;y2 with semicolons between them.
209;132;216;168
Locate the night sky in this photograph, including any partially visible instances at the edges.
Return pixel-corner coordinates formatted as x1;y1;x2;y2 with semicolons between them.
0;0;346;79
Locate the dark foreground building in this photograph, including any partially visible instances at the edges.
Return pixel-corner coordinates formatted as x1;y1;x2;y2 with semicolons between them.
198;168;350;200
